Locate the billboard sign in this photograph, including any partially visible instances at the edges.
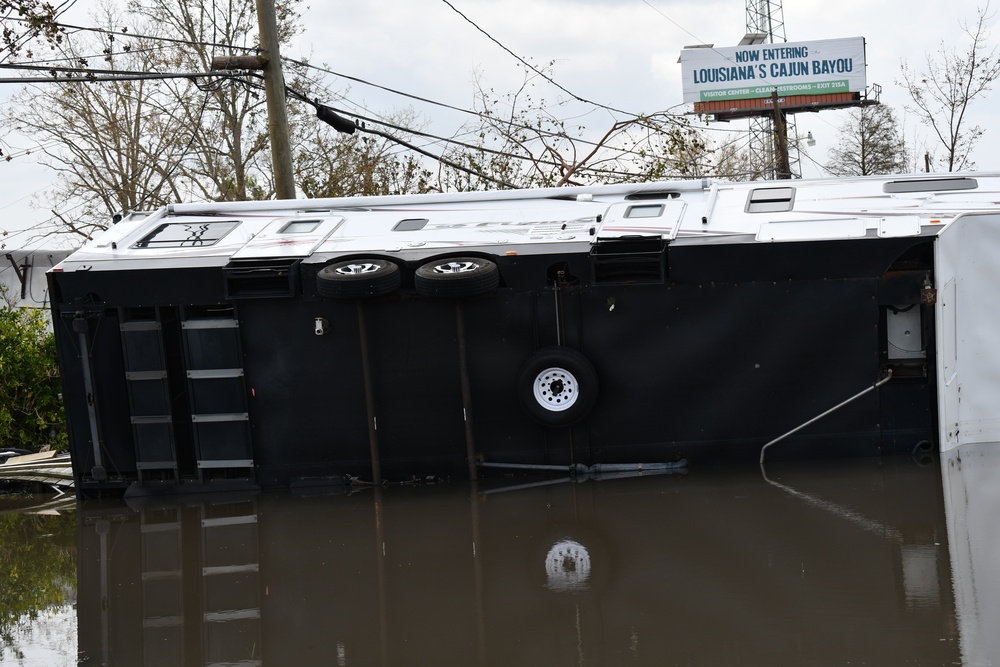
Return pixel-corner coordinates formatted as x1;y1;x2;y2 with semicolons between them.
679;37;866;104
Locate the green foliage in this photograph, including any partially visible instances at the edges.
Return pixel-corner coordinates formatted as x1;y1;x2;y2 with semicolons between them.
0;286;66;451
0;509;76;660
826;105;909;177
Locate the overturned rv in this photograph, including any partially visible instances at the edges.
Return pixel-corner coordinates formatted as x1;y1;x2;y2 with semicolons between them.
49;173;1000;497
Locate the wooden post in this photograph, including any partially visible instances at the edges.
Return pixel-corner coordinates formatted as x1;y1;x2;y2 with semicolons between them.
770;90;791;180
210;55;268;70
4;253;29;299
253;0;296;199
211;2;296;199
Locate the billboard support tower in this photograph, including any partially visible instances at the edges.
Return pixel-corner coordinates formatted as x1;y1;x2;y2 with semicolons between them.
747;0;797;179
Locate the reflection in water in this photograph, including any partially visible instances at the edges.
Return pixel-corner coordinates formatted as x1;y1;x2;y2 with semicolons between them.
71;456;968;666
0;499;76;665
942;444;1000;666
544;539;591;593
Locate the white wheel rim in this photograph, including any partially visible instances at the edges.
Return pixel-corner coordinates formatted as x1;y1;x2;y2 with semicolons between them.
433;260;478;274
532;366;580;412
335;262;381;275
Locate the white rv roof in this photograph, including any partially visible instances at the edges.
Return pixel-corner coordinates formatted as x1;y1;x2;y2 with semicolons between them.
53;173;1000;269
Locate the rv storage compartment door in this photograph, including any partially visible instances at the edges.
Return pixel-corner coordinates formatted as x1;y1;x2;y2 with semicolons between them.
591;236;666;284
224;258;301;299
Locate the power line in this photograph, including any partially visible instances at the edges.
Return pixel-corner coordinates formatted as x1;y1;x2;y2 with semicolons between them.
284;54;745;138
312;100;697;182
29;10;757;143
285;86;515;189
641;1;713;55
13;19;600;149
641;0;790;92
3;43;173;69
297;92;592;174
16;15;728;149
293;85;718;185
0;70;241;84
797;145;836;177
283;56;707;167
6;16;263;55
1;8;745;227
439;0;636;118
282;55;483;123
4;63;730;206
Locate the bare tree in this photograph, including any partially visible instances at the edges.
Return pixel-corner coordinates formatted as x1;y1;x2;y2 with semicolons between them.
898;3;1000;171
825;104;909;176
0;0;67;63
1;0;70;164
6;0;441;242
9;14;194;239
125;0;307;202
437;67;712;191
711;135;768;182
292;106;433;197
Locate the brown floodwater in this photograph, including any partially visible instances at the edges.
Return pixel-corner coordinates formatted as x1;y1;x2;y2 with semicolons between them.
5;447;1000;666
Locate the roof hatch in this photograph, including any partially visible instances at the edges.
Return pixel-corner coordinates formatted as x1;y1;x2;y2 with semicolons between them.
746;187;795;213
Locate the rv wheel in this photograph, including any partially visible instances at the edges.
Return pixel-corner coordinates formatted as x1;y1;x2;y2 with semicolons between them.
518;347;599;427
415;257;499;298
317;259;400;299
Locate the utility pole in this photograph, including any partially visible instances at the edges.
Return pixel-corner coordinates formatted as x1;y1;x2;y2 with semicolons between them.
770;90;791;179
253;0;296;199
212;1;296;199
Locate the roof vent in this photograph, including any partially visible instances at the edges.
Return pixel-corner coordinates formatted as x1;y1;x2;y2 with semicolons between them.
625;191;681;200
746;187;795;213
884;177;978;193
393;218;429;231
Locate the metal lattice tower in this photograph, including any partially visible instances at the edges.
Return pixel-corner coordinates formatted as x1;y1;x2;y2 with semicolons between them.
746;0;800;179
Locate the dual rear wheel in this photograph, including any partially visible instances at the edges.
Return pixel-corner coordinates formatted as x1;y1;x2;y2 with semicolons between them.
316;256;499;299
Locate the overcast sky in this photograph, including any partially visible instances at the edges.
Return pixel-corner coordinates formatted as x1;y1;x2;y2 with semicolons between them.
3;0;999;249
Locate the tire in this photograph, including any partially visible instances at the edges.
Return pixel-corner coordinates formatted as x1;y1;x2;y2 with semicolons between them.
316;258;400;299
517;347;599;427
415;256;499;298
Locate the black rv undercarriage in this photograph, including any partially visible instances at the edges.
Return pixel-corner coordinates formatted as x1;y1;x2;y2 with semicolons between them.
50;235;937;498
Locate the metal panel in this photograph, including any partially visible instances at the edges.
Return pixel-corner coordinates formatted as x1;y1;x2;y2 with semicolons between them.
120;307;178;482
757;217;867;242
181;306;253;476
935;213;1000;449
230;215;343;259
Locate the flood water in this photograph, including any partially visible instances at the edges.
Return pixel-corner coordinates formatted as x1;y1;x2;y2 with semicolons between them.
2;445;999;666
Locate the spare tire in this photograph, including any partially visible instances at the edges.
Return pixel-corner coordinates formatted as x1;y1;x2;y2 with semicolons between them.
517;346;599;427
